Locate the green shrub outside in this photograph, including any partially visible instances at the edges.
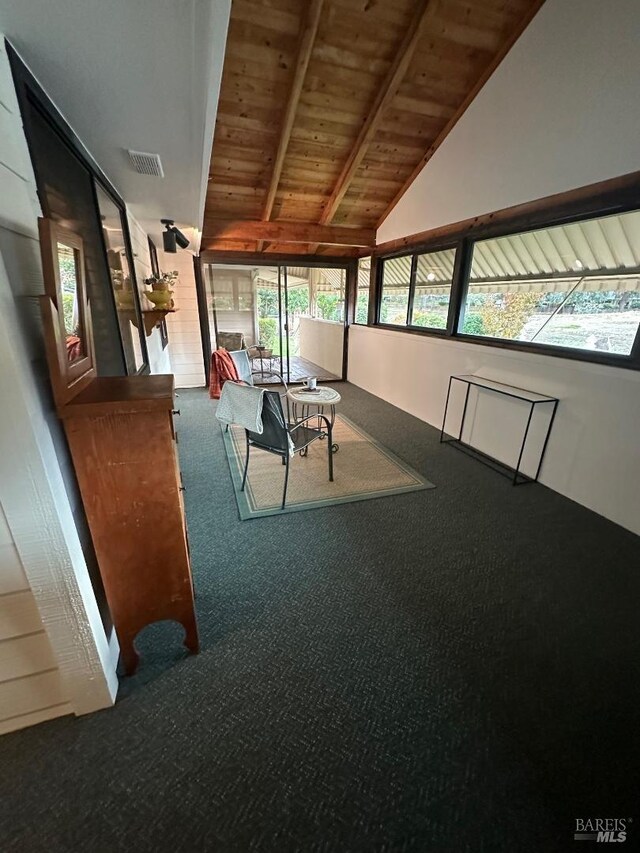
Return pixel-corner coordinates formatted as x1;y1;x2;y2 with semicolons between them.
412;311;446;329
462;313;484;335
258;317;277;350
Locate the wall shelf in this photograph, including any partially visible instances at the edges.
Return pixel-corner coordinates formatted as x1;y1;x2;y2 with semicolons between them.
117;307;178;336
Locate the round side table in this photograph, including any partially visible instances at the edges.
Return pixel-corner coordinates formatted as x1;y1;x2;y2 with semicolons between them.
287;385;341;452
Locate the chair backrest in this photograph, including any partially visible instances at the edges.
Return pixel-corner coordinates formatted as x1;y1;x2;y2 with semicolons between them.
217;331;244;351
247;390;289;453
229;349;253;385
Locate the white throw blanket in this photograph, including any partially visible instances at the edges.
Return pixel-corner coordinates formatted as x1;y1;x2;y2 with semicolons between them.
216;382;264;433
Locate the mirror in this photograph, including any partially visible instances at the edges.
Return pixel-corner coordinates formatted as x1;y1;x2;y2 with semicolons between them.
56;241;86;363
95;184;146;373
38;218;96;406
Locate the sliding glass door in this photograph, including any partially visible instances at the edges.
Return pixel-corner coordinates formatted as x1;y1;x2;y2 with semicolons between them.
285;265;345;383
201;261;347;385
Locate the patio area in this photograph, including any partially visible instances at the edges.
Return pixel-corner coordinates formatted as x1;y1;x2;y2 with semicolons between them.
251;354;340;385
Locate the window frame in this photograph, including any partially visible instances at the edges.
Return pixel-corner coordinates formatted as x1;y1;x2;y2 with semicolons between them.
407;243;459;334
377;255;414;328
371;179;640;371
353;256;372;326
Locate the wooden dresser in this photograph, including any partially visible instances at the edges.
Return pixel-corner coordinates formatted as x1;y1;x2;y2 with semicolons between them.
59;375;198;674
37;217;198;675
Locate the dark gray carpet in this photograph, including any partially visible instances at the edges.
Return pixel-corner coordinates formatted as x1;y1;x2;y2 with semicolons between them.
1;382;638;852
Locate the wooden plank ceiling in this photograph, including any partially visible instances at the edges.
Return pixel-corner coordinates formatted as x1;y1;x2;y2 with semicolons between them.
203;0;545;256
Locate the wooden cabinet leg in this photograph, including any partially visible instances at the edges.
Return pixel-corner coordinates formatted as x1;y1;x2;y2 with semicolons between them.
120;636;140;676
182;616;200;655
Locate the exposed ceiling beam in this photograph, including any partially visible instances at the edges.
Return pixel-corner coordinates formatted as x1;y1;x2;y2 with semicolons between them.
203;220;375;248
318;0;439;227
260;0;324;224
377;0;548;227
201;249;363;263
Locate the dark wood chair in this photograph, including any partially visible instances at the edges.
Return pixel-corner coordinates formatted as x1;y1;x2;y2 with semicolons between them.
241;389;333;509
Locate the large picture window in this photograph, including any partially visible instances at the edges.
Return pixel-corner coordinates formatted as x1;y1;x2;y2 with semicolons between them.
461;209;640;356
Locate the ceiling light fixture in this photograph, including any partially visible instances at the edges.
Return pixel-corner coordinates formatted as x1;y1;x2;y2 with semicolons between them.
161;219;190;253
427;272;436;281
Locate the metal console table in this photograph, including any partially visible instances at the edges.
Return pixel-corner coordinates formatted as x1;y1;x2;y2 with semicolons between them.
440;374;559;485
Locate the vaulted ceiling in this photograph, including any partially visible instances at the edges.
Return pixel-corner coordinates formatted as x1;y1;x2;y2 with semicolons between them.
202;0;545;256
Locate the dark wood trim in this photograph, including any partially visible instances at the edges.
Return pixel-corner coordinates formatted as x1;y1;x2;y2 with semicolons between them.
201;250;355;267
202;220;374;248
377;0;549;226
375;170;640;257
193;256;211;386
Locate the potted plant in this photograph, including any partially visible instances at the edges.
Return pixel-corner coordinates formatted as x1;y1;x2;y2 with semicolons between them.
144;270;178;310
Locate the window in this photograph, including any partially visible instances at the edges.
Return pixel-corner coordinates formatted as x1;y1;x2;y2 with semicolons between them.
461;209;640;356
309;267;345;323
410;248;456;329
380;256;412;325
355;256;371;323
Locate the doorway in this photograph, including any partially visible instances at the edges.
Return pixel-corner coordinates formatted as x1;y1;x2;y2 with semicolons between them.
200;260;351;385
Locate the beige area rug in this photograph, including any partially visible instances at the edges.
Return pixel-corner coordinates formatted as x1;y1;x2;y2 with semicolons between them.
222;414;435;518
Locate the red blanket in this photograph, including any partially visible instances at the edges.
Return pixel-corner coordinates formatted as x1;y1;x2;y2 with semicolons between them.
209;348;240;399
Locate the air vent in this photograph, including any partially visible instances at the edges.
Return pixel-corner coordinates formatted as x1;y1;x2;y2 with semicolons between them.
127;149;164;177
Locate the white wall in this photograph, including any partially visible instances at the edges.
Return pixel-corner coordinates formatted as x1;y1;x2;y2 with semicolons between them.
0;506;72;734
349;326;640;535
0;0;231;237
349;0;640;537
299;317;344;378
0;40;116;734
378;0;640;243
160;249;206;388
